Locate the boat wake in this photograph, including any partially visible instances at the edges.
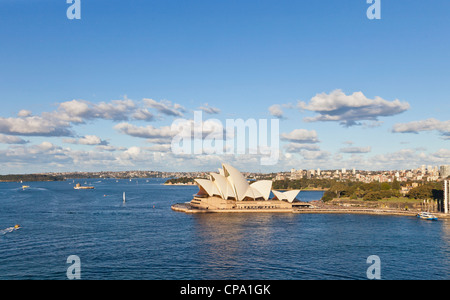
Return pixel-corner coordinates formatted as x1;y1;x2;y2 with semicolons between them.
1;225;21;235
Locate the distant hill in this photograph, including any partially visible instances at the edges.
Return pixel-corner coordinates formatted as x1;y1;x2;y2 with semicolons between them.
0;174;64;182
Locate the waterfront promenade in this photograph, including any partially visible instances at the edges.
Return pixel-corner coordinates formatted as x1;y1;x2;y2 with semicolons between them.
172;201;450;219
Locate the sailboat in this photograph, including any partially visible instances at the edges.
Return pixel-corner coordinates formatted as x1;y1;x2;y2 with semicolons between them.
123;192;126;204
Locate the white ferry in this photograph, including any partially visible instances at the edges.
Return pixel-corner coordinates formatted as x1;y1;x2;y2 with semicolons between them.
417;212;438;221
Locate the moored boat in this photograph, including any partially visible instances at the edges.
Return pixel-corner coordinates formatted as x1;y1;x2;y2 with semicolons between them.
417;212;438;221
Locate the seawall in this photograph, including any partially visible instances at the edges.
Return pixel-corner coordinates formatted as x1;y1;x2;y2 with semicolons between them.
171;202;450;219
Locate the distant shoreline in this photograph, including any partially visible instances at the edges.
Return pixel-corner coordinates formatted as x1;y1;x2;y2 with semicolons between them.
0;175;65;182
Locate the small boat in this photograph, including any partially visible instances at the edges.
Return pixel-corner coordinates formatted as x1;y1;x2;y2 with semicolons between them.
22;185;30;189
74;183;94;190
123;192;126;204
417;212;438;221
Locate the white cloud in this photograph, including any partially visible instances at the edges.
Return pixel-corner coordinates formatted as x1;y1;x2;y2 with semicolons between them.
95;145;126;152
132;108;155;121
0;134;29;144
145;144;172;152
63;135;109;146
0;115;73;137
392;118;450;139
17;110;32;117
298;89;410;127
364;148;450;170
114;122;175;140
198;103;221;114
0;98;148;138
145;137;175;144
0;142;72;166
0;97;161;138
284;143;320;153
339;146;371;153
55;99;92;123
37;141;56;151
122;146;142;160
115;119;229;144
55;98;138;123
0;142;142;172
94;99;136;121
179;118;228;140
143;98;186;117
268;104;284;119
433;148;450;158
281;129;319;143
300;150;331;161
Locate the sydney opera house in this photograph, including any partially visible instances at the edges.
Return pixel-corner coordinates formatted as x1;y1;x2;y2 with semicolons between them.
172;163;307;213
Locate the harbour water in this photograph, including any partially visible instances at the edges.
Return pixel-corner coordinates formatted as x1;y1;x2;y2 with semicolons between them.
1;178;449;280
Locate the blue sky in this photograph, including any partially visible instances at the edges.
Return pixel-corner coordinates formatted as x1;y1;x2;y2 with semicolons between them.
0;0;449;174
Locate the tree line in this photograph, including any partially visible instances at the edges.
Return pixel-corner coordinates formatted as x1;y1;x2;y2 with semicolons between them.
0;174;64;182
272;178;334;190
165;177;195;184
321;180;443;202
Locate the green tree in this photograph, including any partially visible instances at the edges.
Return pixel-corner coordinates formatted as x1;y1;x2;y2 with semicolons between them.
322;190;337;202
380;182;391;190
363;191;381;201
329;182;347;198
407;182;442;199
392;178;400;190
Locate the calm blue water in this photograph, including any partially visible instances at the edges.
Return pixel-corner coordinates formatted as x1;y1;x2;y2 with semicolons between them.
1;179;450;280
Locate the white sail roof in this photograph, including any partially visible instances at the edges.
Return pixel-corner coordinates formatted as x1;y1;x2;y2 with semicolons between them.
194;163;298;202
272;190;300;203
210;172;236;199
250;180;272;200
222;163;250;201
195;178;221;197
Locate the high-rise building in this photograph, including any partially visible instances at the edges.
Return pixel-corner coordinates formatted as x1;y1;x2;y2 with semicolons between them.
440;165;450;178
444;180;449;214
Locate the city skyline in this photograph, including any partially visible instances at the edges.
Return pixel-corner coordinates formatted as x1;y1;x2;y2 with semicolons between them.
0;1;449;174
